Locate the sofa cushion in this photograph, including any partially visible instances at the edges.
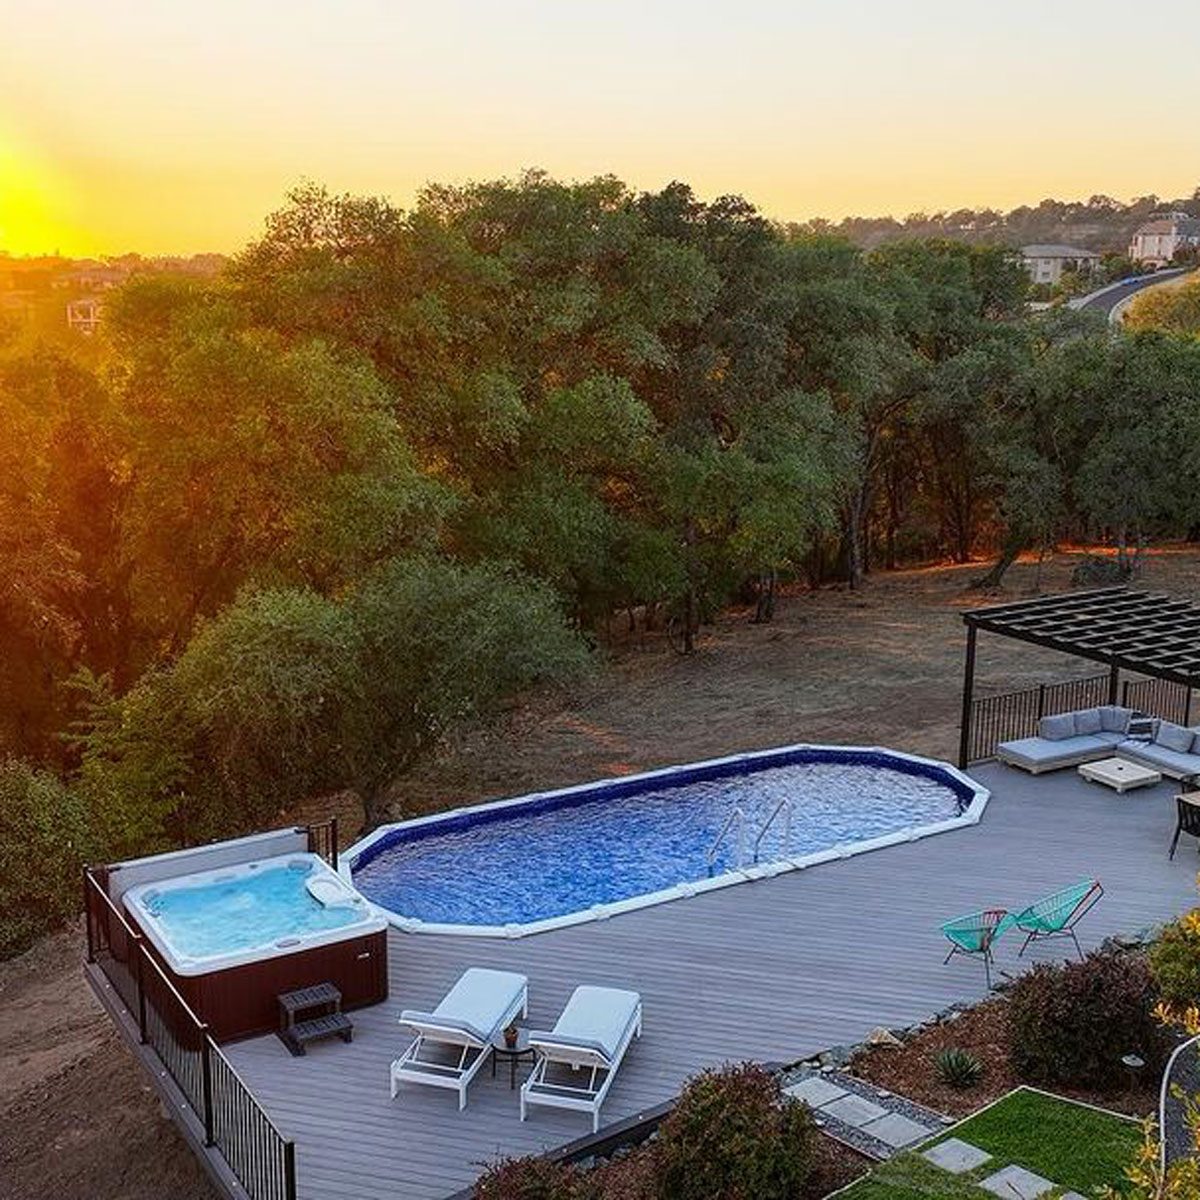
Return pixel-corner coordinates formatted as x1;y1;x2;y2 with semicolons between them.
1098;705;1132;734
1156;721;1195;754
1074;707;1103;735
999;734;1113;769
1119;740;1200;777
1039;713;1077;741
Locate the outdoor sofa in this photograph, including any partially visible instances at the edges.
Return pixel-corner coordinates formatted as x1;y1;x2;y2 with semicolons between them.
997;705;1200;779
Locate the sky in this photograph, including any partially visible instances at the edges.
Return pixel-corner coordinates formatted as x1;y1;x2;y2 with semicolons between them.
2;0;1199;257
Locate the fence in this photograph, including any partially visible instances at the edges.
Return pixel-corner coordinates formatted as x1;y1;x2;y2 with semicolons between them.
306;816;339;870
964;672;1109;764
965;672;1194;763
84;870;296;1200
1123;677;1192;727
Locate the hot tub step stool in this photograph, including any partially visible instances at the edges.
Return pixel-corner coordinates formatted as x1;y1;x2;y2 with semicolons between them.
282;1011;354;1056
278;982;353;1056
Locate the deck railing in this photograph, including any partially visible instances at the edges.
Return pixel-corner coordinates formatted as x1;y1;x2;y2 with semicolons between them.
306;816;339;870
965;672;1195;763
1123;677;1192;727
84;869;297;1200
965;672;1110;764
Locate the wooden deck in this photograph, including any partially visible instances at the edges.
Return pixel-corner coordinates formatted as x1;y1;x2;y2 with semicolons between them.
225;763;1198;1200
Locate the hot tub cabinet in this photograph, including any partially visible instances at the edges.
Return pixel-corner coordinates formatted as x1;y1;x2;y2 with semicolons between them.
133;919;388;1042
110;833;389;1043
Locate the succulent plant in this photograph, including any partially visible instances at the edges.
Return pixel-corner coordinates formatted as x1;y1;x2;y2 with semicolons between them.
934;1047;985;1089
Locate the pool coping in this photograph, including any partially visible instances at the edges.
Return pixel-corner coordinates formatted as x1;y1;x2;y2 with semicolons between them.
341;744;989;939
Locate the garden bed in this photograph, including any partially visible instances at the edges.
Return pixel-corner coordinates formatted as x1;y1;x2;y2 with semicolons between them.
849;997;1161;1119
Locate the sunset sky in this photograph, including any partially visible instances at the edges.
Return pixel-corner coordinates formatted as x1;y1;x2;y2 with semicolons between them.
2;0;1199;257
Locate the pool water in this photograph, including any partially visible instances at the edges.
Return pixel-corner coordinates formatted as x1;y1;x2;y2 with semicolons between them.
351;758;968;928
141;861;365;959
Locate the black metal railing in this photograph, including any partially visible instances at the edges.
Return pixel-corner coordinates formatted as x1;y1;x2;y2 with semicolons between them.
210;1047;297;1200
84;870;297;1200
965;672;1110;763
1123;677;1192;727
306;817;339;870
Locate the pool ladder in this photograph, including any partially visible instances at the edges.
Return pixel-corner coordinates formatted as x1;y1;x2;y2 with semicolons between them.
706;800;793;875
706;807;747;874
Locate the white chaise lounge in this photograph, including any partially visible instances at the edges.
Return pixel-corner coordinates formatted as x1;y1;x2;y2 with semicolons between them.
521;985;642;1133
391;967;528;1110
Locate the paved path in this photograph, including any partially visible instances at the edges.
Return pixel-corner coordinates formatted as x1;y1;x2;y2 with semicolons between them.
226;763;1197;1200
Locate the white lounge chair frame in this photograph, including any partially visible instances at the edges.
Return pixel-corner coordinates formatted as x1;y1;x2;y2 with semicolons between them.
390;976;528;1110
520;995;642;1132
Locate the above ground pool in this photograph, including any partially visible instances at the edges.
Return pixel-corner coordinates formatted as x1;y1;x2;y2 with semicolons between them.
346;745;988;937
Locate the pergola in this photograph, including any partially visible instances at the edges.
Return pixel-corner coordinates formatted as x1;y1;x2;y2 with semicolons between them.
958;587;1200;767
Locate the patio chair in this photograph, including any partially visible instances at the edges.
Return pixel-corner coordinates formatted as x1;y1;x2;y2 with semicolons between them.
940;908;1013;990
391;967;528;1110
521;985;642;1132
1169;792;1200;860
1012;878;1103;961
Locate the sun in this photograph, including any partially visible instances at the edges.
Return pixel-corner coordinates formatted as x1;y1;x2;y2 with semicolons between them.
0;128;82;257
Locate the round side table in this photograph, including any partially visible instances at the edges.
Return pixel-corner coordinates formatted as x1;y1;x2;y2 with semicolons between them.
490;1028;535;1089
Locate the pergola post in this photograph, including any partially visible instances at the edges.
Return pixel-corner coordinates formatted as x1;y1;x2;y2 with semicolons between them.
958;622;977;769
1107;664;1120;704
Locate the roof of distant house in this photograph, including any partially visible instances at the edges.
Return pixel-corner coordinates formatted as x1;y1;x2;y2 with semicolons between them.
1021;244;1101;259
1132;215;1200;237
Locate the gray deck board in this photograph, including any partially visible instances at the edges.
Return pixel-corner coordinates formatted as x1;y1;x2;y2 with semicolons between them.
225;763;1198;1199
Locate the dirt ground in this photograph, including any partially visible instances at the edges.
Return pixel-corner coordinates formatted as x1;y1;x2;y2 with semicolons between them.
4;547;1198;1200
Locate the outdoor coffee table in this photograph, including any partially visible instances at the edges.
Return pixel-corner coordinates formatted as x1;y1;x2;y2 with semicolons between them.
1078;756;1162;793
490;1028;535;1088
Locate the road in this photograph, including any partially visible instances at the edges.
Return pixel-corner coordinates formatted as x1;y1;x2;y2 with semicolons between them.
1072;267;1188;322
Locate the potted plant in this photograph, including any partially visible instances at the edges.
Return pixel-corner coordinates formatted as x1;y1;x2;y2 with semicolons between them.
503;1023;519;1049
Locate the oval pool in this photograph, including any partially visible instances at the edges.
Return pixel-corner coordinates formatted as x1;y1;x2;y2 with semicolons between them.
346;745;988;936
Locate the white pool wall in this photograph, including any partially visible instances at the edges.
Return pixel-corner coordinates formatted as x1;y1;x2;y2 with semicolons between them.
344;743;989;939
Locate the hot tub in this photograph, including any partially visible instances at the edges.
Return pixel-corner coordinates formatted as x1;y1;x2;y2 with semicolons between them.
124;853;388;1041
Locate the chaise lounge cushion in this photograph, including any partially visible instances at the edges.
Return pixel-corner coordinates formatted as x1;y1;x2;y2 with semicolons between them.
1039;713;1078;741
998;733;1116;771
1099;705;1133;733
1074;707;1103;735
1156;721;1195;754
530;986;641;1062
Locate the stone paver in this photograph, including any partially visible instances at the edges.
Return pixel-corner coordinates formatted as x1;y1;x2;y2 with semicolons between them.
861;1111;935;1149
784;1076;847;1107
922;1137;992;1173
822;1093;888;1128
978;1164;1056;1200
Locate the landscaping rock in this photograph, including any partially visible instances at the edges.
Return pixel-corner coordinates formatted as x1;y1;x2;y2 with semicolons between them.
866;1026;902;1047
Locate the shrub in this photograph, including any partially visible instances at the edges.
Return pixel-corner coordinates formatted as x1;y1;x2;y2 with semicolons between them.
0;758;95;959
1150;913;1200;1010
1007;950;1172;1090
935;1047;985;1089
651;1063;815;1200
474;1156;582;1200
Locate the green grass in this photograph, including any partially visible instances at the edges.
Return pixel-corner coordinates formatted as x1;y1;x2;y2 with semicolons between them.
836;1087;1142;1199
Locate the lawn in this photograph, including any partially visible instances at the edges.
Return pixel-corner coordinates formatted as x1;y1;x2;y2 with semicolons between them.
836;1087;1142;1198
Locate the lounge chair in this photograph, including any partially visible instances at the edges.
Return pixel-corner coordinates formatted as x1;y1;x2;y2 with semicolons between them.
521;985;642;1132
941;908;1013;989
1012;878;1103;960
391;967;528;1110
